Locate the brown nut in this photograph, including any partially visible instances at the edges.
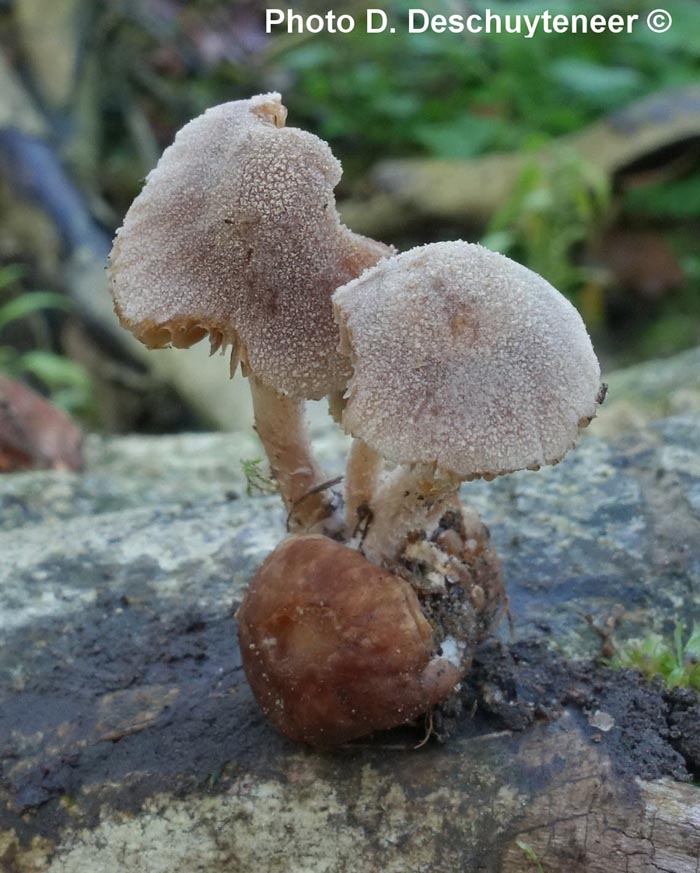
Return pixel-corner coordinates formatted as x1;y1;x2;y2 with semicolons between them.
237;535;463;745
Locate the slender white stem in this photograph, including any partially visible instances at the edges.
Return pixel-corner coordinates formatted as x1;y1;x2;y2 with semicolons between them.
249;375;338;533
361;463;462;565
344;438;383;532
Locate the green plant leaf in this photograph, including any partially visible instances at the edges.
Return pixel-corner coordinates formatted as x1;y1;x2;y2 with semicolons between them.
550;59;642;106
16;350;90;390
240;458;278;498
674;623;686;671
685;664;700;691
515;838;544;872
0;346;17;370
480;230;514;255
14;351;93;414
0;293;73;333
667;665;686;688
414;114;508;159
0;264;25;292
685;622;700;659
624;176;700;220
612;620;700;690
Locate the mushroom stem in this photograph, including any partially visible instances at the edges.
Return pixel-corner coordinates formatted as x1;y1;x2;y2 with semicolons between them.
345;438;383;533
361;463;462;565
249;375;339;534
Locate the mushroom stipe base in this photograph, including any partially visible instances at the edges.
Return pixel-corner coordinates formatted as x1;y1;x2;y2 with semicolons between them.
395;508;505;658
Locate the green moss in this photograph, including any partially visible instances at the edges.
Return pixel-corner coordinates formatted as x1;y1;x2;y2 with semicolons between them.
240;458;278;498
611;623;700;690
515;838;545;872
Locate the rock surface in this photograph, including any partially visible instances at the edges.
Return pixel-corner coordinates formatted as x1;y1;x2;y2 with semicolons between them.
1;351;700;872
597;345;700;438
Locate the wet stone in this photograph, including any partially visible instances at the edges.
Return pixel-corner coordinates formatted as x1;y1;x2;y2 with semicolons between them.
1;352;700;872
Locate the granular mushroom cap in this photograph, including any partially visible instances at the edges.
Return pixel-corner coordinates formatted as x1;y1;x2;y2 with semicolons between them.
109;93;388;399
333;241;603;477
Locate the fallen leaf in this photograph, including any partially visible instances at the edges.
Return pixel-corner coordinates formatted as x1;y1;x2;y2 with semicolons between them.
0;375;83;472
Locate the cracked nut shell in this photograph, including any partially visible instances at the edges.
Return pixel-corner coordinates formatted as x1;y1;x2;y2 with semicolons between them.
237;535;463;745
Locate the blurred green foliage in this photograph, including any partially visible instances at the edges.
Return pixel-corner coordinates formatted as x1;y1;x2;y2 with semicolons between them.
85;0;700;191
2;0;699;418
482;148;610;317
623;177;700;221
88;0;699;367
0;266;94;416
273;0;700;171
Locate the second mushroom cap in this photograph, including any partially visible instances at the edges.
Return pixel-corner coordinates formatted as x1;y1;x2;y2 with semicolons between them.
333;241;603;478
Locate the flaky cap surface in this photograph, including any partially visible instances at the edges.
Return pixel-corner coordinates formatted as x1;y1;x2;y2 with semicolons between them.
333;241;603;477
109;93;387;399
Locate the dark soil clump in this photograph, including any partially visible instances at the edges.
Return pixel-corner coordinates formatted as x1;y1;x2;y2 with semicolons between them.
449;639;700;782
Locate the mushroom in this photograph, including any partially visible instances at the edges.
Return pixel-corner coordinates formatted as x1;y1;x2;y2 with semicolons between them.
237;534;464;745
333;240;604;566
244;238;604;747
108;92;389;531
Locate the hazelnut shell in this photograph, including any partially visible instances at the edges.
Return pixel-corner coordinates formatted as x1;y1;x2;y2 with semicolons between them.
237;535;462;745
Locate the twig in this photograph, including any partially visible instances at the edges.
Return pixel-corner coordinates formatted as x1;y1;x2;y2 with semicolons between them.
285;476;343;530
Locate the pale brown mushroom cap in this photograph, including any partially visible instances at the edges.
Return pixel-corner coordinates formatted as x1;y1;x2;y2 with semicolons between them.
108;93;388;399
333;241;603;478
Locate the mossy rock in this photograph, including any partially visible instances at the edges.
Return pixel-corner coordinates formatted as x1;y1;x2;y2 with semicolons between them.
2;351;700;871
